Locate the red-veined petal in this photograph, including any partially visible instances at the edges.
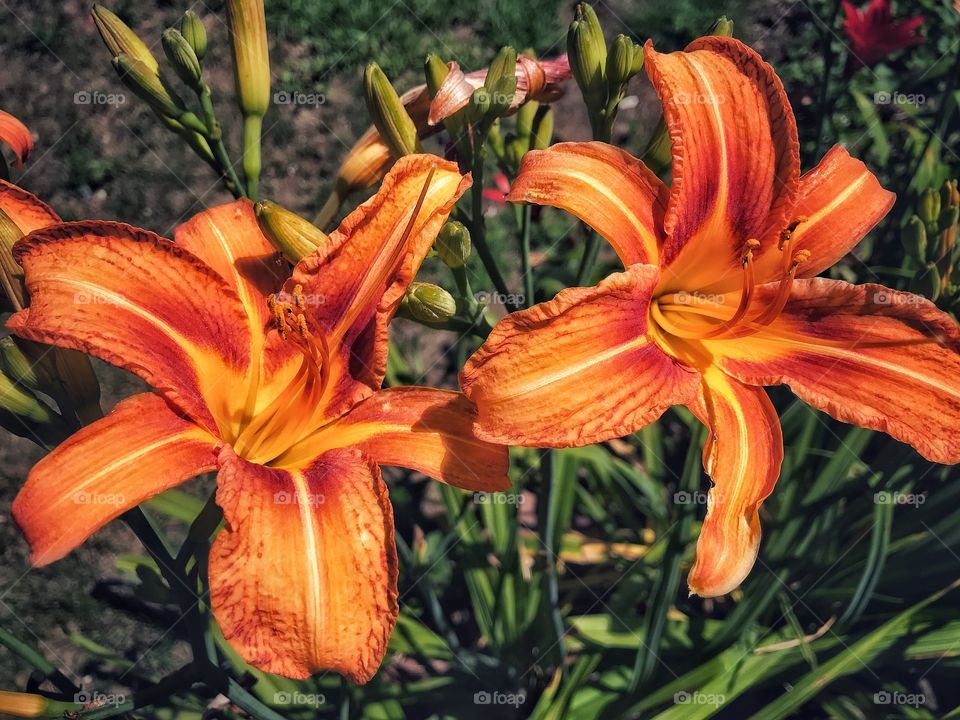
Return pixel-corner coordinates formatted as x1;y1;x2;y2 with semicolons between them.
12;393;217;565
289;155;470;412
709;278;960;463
0;180;59;234
687;368;783;597
507;142;667;267
7;221;251;433
0;111;32;169
209;445;397;683
461;264;699;446
273;386;509;491
645;37;800;292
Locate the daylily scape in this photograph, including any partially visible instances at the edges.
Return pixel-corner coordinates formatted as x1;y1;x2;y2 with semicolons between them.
461;36;960;598
6;155;507;682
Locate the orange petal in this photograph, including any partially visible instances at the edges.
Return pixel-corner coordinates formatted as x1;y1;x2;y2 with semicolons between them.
290;154;470;408
710;278;960;464
0;111;32;170
274;386;510;491
174;200;299;426
791;145;895;278
0;179;59;234
209;445;398;683
507;142;667;266
7;221;251;433
461;264;699;446
687;369;783;597
12;393;216;566
645;37;800;292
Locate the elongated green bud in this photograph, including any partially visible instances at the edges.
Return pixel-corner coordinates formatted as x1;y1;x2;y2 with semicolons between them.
901;215;928;263
225;0;270;117
516;100;538;141
568;3;607;110
425;53;449;96
0;207;25;310
254;200;330;263
708;16;735;37
912;262;941;300
403;282;457;323
919;188;941;227
939;205;959;233
485;46;518;117
364;63;419;158
435;221;471;268
532;107;554;150
0;337;43;390
180;10;208;62
0;368;52;423
91;5;159;73
606;34;635;91
112;54;183;119
162;29;204;92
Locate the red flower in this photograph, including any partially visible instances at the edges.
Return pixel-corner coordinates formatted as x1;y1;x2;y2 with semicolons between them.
482;172;511;205
842;0;924;68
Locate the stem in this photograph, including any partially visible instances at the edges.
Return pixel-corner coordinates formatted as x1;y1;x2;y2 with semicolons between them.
224;677;290;720
469;146;515;309
78;666;198;719
314;187;343;229
0;628;77;695
516;203;534;307
242;115;264;201
812;0;842;160
198;86;246;199
538;450;566;674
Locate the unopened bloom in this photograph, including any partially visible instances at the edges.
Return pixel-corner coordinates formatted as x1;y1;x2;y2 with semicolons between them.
461;37;960;597
0;110;32;171
9;155;507;682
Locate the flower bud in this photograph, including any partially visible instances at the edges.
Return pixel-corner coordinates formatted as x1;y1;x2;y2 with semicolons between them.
901;215;928;263
470;87;492;120
402;282;458;323
255;200;331;263
364;63;419;158
606;34;635;91
939;205;959;233
567;3;608;110
911;262;941;301
531;107;554;150
708;16;735;37
515;100;538;141
0;207;26;310
919;188;941;227
484;46;518;117
91;5;159;73
0;367;53;424
435;221;471;268
225;0;270;117
180;10;208;62
112;54;189;122
0;337;45;390
424;53;450;96
162;29;204;93
0;690;82;718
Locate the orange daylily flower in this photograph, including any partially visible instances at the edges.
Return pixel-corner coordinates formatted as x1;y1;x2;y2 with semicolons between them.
0;110;32;171
8;154;509;683
461;37;960;597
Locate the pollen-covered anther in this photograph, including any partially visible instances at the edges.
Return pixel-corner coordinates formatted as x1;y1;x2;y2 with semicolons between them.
267;284;311;340
791;249;812;269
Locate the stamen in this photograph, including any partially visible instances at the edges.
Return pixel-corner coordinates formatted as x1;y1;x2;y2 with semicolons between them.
698;239;760;339
749;249;810;329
